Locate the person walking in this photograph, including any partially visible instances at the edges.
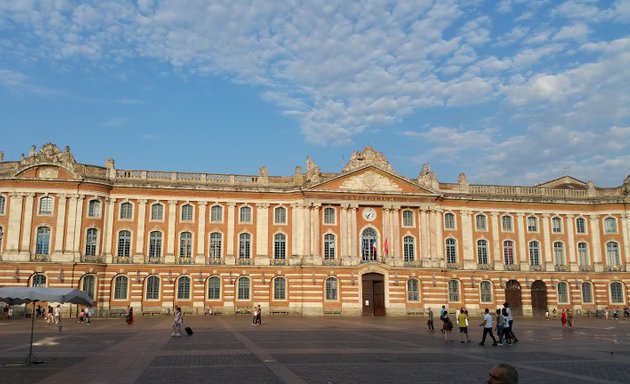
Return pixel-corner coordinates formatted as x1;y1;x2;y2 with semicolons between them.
172;306;182;336
441;315;453;342
503;302;519;343
440;305;447;321
125;306;134;325
252;305;259;326
479;308;497;346
561;309;567;328
496;308;505;345
255;305;262;325
457;307;471;343
427;307;434;333
54;304;61;324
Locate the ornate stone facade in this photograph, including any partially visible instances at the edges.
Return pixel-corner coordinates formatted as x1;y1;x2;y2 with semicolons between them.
0;144;628;317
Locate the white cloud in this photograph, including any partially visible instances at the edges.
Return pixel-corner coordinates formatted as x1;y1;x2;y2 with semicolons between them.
102;117;127;128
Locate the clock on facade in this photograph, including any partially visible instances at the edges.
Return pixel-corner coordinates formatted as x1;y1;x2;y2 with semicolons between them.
363;208;376;221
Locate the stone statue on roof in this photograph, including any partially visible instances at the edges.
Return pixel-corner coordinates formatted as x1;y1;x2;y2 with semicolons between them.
305;156;321;182
341;145;395;174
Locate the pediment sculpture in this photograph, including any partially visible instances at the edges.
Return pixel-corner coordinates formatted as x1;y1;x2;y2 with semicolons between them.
19;143;76;168
341;145;395;174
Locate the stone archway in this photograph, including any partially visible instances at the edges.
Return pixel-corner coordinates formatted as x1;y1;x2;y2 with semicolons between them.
504;280;523;316
530;280;548;317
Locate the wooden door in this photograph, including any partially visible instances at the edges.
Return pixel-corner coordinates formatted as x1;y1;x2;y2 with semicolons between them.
505;280;523;316
530;280;548;317
362;273;386;316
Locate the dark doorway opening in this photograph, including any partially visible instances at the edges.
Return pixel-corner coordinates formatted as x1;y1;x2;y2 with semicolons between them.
530;280;548;317
504;280;523;316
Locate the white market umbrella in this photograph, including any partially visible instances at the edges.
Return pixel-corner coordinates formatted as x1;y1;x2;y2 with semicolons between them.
0;287;93;365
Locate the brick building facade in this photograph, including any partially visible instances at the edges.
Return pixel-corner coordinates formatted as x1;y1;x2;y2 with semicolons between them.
0;143;628;316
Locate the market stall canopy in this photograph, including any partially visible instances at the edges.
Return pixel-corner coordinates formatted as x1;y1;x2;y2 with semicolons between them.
0;287;93;306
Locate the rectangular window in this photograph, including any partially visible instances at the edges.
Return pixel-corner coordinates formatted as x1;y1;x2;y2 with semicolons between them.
88;200;100;217
604;218;617;233
210;205;223;222
552;217;562;233
557;282;569;303
323;207;335;224
480;281;492;303
476;215;487;231
502;215;513;231
240;206;252;223
39;197;53;215
575;218;586;234
527;216;537;232
581;283;593;303
448;280;460;302
444;213;455;229
274;207;287;224
402;210;414;227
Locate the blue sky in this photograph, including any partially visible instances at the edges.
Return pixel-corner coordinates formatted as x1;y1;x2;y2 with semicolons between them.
1;0;629;187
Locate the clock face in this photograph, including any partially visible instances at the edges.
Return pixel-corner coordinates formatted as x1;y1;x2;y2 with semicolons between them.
363;208;376;221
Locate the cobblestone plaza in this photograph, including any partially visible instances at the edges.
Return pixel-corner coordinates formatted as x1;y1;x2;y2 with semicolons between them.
1;315;629;383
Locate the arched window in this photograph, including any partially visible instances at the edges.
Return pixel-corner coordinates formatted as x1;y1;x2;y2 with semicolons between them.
149;231;162;261
117;230;131;258
403;236;415;262
32;274;47;287
120;202;133;219
444;212;455;229
552;217;562;233
402;210;414;227
274;233;286;260
239;233;251;260
210;205;223;223
529;241;540;266
477;239;488;265
527;216;538;232
208;276;221;300
274;206;287;224
177;276;191;300
502;215;513;231
209;232;222;261
39;196;53;215
604;217;617;233
445;238;457;264
85;228;98;256
557;282;569;304
323;233;336;260
581;282;593;303
325;277;338;301
577;242;589;267
448;279;460;302
113;275;128;300
361;228;378;261
36;227;51;255
407;278;419;301
150;203;164;221
146;276;160;300
237;277;250;300
575;217;586;234
323;207;335;224
606;242;620;267
610;282;625;304
273;277;286;300
553;242;565;266
239;206;252;223
179;232;192;258
181;204;193;221
480;280;492;303
503;240;514;265
82;275;96;299
476;214;487;231
88;199;100;217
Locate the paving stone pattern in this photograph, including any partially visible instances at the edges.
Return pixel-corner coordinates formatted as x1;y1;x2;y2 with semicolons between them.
0;315;629;383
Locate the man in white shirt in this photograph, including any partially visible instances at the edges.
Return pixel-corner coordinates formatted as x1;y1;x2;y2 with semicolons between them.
503;302;519;344
479;308;497;346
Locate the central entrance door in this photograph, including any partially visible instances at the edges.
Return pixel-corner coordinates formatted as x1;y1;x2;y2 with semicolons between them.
362;273;386;316
504;280;523;316
530;280;548;317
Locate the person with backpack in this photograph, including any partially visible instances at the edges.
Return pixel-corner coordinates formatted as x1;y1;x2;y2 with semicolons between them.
441;315;454;342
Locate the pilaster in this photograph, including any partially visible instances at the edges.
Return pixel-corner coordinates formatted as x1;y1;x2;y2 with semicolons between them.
226;202;236;264
589;214;603;271
19;193;35;259
165;200;177;263
135;199;148;262
195;201;207;263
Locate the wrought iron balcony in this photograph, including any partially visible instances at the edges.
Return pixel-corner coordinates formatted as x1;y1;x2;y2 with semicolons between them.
208;257;223;265
529;265;543;272
554;265;569;272
147;256;163;264
81;255;103;263
237;258;252;265
606;265;625;272
477;263;493;270
578;265;593;272
31;254;51;262
272;259;287;266
177;257;193;265
114;256;131;264
504;264;520;271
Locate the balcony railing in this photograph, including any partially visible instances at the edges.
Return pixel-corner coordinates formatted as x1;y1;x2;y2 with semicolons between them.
578;265;593;272
272;259;287;266
237;258;252;265
177;257;193;265
504;264;520;271
81;255;103;263
477;263;493;270
606;265;625;272
114;256;131;264
31;254;51;262
208;257;223;265
147;256;163;264
529;265;543;272
446;263;460;270
554;265;569;272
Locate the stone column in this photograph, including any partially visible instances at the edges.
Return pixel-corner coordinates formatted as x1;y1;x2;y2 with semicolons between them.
102;198;116;262
589;214;603;271
62;194;80;261
5;193;24;259
54;194;68;256
226;202;236;264
303;203;311;256
135;199;147;262
291;203;302;256
566;214;577;271
542;214;552;269
340;204;349;259
517;213;527;270
391;205;401;260
622;213;630;272
255;203;269;264
71;195;85;260
166;201;177;263
461;210;474;268
382;206;390;261
20;193;35;259
420;208;428;262
311;203;321;257
350;204;358;261
195;202;207;263
491;212;501;268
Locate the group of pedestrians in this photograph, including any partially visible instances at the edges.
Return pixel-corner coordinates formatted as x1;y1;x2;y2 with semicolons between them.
429;302;519;347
